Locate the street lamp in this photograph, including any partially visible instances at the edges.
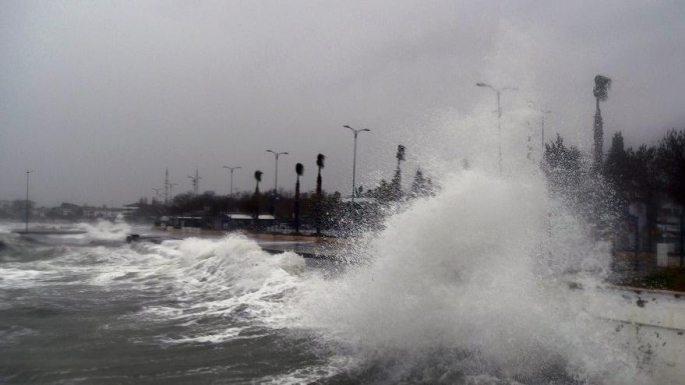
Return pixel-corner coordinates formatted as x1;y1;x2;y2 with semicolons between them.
528;101;552;150
188;170;201;196
266;150;288;195
25;170;32;232
267;150;288;229
223;166;242;197
168;183;178;200
343;125;371;205
476;82;517;174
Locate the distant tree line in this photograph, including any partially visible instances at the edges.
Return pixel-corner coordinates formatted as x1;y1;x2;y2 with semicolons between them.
164;147;435;234
0;200;35;219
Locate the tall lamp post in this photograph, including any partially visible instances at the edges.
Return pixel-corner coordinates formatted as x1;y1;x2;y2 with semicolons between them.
476;82;517;174
343;125;370;206
266;150;288;228
25;170;32;232
266;150;288;195
223;166;242;197
528;101;552;150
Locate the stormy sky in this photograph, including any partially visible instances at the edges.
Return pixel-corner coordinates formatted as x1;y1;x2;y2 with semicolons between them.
1;1;684;207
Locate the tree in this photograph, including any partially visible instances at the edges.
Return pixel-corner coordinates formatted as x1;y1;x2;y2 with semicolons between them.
658;129;685;205
253;170;263;222
593;75;612;169
294;163;304;233
542;134;583;202
391;144;406;201
368;179;393;203
603;131;630;204
410;168;434;198
627;144;660;250
657;129;685;264
315;153;325;236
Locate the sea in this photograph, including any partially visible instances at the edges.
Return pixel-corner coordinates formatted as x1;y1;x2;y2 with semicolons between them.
0;171;679;384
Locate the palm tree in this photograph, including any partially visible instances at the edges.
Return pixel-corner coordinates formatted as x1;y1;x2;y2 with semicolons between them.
294;163;304;233
315;154;325;236
593;75;612;170
253;170;263;223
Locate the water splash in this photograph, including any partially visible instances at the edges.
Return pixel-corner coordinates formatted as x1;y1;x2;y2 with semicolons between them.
76;220;132;242
292;170;649;384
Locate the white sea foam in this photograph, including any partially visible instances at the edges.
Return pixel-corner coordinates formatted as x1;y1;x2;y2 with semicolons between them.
117;234;307;344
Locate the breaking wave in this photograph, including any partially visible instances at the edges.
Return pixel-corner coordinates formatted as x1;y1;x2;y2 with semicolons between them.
290;170;650;384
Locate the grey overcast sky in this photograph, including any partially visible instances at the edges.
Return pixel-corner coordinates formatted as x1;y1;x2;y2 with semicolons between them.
1;1;684;207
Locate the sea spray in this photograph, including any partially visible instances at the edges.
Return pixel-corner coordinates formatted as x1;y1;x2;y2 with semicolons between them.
291;170;647;384
77;220;132;242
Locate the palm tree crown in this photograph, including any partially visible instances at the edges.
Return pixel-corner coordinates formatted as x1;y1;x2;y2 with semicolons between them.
593;74;612;170
296;163;304;176
593;75;612;101
316;154;325;169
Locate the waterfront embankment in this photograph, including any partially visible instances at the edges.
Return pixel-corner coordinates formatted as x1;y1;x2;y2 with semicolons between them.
151;226;346;259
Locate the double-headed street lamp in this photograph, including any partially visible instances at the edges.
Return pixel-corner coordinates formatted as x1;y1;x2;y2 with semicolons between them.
476;82;517;174
528;101;552;150
343;125;370;206
223;166;241;197
266;150;288;195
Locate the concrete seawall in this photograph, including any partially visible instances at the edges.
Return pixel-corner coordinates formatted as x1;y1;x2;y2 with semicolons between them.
575;285;685;381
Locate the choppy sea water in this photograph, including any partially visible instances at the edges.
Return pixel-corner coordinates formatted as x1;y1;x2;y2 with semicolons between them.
0;174;682;384
0;221;333;384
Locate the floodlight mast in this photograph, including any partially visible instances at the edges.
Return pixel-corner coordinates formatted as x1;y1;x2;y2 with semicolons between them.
476;82;518;174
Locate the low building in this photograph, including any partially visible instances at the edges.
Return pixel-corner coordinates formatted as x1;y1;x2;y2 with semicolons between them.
656;202;684;254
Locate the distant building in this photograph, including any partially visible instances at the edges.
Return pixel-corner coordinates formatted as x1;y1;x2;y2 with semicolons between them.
213;213;275;230
44;203;83;219
82;206;128;219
